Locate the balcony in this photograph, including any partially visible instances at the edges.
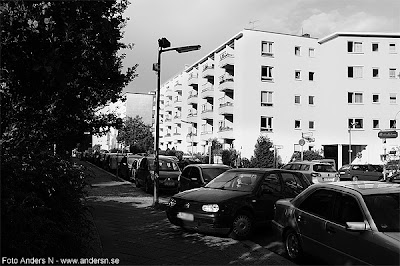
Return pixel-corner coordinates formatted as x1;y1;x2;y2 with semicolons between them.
201;85;214;99
219;51;234;69
201;108;213;120
200;131;213;140
187;112;198;123
219;102;234;115
202;64;214;79
165;88;173;96
174;82;182;92
188;73;198;87
164;103;173;111
173;132;183;140
173;115;181;121
174;97;182;103
218;126;234;139
219;74;234;92
187;93;198;105
186;133;198;143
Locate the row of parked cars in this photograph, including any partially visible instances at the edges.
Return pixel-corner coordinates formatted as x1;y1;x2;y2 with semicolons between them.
164;161;400;265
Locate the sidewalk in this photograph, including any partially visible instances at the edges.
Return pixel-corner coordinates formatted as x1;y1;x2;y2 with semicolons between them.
82;160;295;265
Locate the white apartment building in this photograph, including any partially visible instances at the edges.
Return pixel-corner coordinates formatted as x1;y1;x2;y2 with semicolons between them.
158;29;400;168
93;91;156;151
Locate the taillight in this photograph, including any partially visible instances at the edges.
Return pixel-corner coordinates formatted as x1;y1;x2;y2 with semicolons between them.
311;172;321;177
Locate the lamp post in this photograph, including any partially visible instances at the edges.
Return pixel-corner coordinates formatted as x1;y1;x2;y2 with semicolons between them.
153;38;200;206
348;122;358;165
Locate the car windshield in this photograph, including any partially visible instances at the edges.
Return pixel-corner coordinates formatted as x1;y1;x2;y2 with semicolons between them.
148;159;179;171
312;164;337;172
202;168;229;182
363;193;400;232
205;171;263;192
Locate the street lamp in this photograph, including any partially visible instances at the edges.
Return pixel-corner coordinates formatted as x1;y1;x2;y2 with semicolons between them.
153;38;200;206
348;121;358;165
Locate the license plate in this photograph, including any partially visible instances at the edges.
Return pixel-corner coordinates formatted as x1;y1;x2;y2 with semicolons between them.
177;212;194;221
323;178;334;182
164;181;175;186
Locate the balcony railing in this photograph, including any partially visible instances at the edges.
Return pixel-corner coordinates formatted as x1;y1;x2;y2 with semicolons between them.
201;86;214;99
202;64;214;78
219;51;234;69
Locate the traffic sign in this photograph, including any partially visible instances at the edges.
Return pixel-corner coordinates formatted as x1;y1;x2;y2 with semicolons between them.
378;130;398;139
299;139;306;146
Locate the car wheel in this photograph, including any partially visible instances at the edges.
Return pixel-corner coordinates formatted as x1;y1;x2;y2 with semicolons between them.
284;229;303;262
230;212;253;240
352;176;358;181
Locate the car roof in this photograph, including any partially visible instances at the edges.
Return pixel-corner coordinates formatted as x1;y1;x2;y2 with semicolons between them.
288;161;331;166
144;155;177;162
312;181;400;195
227;168;290;173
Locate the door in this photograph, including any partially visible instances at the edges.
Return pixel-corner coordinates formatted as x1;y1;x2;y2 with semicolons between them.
179;166;192;191
280;172;307;198
254;172;283;221
295;189;338;260
189;167;202;189
326;193;380;265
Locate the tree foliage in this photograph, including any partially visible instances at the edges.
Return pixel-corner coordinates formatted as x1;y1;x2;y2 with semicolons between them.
250;135;275;168
290;150;323;161
1;0;137;155
117;116;154;154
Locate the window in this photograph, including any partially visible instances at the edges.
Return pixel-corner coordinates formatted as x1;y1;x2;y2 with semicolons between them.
309;121;315;129
295;95;301;104
373;120;380;129
347;41;363;53
390;120;397;129
372;94;380;103
261;91;273;106
309;48;315;57
348;92;363;104
348;118;363;129
261;116;273;132
295;70;301;80
261;66;273;81
281;172;305;194
372;68;379;78
389;68;396;78
309;96;315;105
389;43;396;53
295;46;301;56
262;173;281;193
372;43;379;52
390;94;397;104
309;72;314;81
295;120;301;129
299;189;336;219
261;41;273;56
333;194;364;225
348;66;363;78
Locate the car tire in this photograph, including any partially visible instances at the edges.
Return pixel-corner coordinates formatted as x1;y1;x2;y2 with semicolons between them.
284;229;303;262
230;211;253;240
352;176;358;181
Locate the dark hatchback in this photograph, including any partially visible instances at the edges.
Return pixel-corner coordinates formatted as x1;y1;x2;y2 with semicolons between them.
166;168;311;239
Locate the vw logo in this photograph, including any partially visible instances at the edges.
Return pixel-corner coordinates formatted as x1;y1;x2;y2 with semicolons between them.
184;203;190;209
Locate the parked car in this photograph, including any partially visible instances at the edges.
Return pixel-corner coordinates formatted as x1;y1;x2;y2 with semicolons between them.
282;161;339;184
340;164;383;181
129;156;142;182
135;155;181;193
386;172;400;183
338;164;351;178
273;181;400;265
178;164;231;192
118;154;143;180
312;159;337;171
166;168;311;240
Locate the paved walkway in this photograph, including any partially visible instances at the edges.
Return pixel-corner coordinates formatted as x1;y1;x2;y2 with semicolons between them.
81;160;295;265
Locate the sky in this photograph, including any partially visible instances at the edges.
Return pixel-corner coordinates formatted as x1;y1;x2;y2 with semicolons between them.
120;0;400;94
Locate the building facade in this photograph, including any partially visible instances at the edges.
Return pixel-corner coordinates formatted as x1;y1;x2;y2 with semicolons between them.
92;91;156;151
158;29;400;168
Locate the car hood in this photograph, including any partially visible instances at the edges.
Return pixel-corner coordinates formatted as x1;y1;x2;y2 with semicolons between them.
174;187;249;203
383;232;400;242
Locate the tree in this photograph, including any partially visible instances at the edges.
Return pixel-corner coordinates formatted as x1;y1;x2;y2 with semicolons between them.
290;150;323;161
250;135;275;168
117;116;154;154
1;0;137;156
221;149;238;167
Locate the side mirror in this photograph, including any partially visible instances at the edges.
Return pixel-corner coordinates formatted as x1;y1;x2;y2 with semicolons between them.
345;222;369;231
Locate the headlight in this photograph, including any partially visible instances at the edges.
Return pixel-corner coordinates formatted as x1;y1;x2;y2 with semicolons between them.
168;198;176;207
202;204;219;212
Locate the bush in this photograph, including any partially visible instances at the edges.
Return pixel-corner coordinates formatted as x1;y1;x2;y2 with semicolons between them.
1;152;91;257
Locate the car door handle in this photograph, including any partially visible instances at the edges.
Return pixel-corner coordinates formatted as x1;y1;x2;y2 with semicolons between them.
325;224;336;234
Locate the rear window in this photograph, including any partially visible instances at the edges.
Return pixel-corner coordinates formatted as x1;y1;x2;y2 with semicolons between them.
148;159;179;171
201;168;229;182
312;164;337;172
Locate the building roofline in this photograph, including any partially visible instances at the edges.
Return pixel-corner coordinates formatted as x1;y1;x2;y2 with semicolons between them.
318;32;400;44
243;28;319;39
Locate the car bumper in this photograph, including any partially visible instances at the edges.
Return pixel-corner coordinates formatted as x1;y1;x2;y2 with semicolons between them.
271;220;285;238
165;208;232;235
